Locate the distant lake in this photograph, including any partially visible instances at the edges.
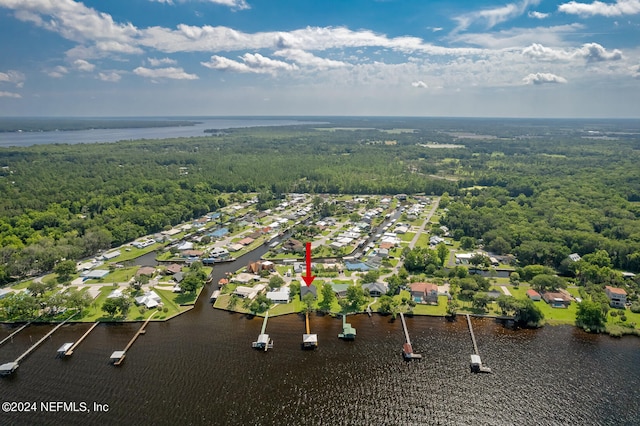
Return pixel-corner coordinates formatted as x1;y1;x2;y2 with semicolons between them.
0;118;320;147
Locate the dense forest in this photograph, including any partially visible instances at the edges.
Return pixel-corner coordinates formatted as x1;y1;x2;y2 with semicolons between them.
0;117;639;284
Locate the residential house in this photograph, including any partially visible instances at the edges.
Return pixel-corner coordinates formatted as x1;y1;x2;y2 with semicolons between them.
410;282;439;305
300;285;317;300
362;282;388;297
266;287;290;304
282;238;304;254
605;286;627;308
331;283;351;298
247;261;275;274
233;284;266;300
134;291;162;309
542;292;571;308
165;264;182;275
526;289;542;301
136;266;156;277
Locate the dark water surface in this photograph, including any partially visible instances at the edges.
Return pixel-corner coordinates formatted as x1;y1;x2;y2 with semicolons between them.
1;260;639;425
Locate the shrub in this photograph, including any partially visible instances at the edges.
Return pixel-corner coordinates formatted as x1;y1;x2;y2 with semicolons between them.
620;315;627;322
630;303;640;314
610;310;618;317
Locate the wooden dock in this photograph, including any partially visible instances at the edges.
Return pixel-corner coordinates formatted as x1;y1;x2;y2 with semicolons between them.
338;314;356;340
111;311;157;366
1;312;77;376
465;314;491;373
252;311;273;351
302;312;317;349
64;321;100;356
0;322;30;348
399;312;421;360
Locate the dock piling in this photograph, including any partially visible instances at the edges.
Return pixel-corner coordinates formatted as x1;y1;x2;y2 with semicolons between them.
400;312;421;360
465;314;491;373
111;311;157;366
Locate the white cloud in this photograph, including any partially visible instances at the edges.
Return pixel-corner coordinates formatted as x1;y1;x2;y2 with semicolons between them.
558;0;640;17
149;0;250;10
0;70;25;87
98;71;122;82
523;72;568;84
411;80;428;88
201;53;298;74
133;66;199;79
148;57;177;67
453;0;542;32
0;91;21;98
2;0;139;56
273;49;349;69
45;66;69;78
528;11;550;18
73;59;95;72
450;23;584;49
523;42;623;62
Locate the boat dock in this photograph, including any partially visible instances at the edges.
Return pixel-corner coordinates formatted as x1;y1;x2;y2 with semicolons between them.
399;312;421;360
111;311;157;366
252;311;273;351
63;321;100;357
302;312;317;349
466;314;492;373
0;322;31;348
1;312;77;376
338;314;356;340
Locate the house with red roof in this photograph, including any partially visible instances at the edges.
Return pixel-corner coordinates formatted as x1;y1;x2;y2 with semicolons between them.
605;286;627;308
526;289;541;301
410;282;439;305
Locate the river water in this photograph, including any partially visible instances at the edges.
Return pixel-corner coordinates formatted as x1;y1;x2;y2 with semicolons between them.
0;118;321;147
1;245;639;426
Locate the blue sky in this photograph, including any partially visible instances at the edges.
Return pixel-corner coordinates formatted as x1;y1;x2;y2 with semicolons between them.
0;0;639;117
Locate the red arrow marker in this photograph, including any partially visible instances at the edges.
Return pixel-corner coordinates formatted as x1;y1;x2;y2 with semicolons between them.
302;242;315;287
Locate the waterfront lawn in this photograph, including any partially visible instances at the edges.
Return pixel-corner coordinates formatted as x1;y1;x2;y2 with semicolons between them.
412;296;449;316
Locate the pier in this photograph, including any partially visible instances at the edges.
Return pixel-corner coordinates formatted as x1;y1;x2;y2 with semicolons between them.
252;311;273;351
1;312;77;376
399;312;421;360
302;312;317;349
338;314;356;340
111;311;157;366
63;321;100;357
0;322;31;348
466;314;491;373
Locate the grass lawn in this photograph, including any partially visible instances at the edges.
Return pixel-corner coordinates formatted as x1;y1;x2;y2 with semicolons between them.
412;296;449;316
415;233;431;248
108;244;163;263
401;232;415;242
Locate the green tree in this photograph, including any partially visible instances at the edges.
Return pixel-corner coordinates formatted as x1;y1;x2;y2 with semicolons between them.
472;292;490;311
249;294;271;314
436;243;449;266
227;294;240;310
446;299;459;317
346;286;367;311
514;298;544;327
102;298;119;317
54;259;77;282
460;236;475;250
180;273;203;293
530;274;566;293
302;293;316;313
27;280;49;298
65;288;92;313
268;275;285;290
576;299;607;332
318;282;335;313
